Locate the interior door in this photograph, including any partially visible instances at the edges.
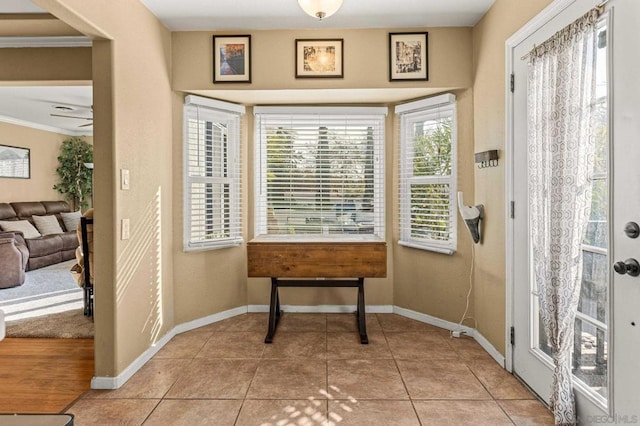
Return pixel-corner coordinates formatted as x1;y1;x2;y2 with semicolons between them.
511;0;640;420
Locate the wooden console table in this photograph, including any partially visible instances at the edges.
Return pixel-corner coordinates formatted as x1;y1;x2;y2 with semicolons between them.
247;236;387;344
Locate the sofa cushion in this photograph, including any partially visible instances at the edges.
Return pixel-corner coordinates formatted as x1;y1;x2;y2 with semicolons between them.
60;211;82;232
0;203;16;221
43;201;71;215
28;252;63;271
10;202;47;222
0;220;41;239
59;231;79;251
33;215;64;236
24;234;62;257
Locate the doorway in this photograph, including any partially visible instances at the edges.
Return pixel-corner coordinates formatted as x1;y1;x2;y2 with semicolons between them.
507;0;640;420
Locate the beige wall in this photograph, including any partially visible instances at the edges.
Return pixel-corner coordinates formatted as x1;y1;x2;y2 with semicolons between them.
34;0;176;376
393;88;476;324
0;47;91;83
173;27;472;92
471;0;553;353
0;13;82;36
170;92;248;325
0;122;68;203
173;27;473;313
12;0;562;380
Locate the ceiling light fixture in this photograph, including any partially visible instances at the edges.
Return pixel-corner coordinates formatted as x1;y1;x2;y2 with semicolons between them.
297;0;343;21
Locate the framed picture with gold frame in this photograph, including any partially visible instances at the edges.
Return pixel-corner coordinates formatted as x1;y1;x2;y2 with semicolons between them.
213;35;251;83
295;38;344;78
389;32;428;81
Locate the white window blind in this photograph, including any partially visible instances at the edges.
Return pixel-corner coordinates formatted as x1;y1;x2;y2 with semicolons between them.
183;95;244;251
397;94;457;254
254;106;386;239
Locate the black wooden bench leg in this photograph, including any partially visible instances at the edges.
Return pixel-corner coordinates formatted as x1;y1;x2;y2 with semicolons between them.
84;285;92;317
265;277;281;343
357;277;368;344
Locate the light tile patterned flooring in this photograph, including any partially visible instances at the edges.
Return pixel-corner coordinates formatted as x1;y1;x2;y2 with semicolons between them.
67;313;553;425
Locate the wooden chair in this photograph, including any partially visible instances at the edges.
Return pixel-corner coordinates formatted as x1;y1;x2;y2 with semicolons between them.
80;217;94;318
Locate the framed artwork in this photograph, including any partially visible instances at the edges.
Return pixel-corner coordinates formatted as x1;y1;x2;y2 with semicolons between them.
296;39;344;78
0;144;30;179
213;35;251;83
389;32;428;81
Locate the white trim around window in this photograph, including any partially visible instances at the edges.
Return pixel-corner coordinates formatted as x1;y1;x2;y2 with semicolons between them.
183;95;244;251
253;106;387;240
396;93;457;254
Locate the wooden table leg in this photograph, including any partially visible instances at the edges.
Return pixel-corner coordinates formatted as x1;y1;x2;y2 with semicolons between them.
265;277;281;343
357;277;368;344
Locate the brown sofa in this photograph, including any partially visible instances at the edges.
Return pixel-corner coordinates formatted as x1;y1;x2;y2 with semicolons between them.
0;201;79;271
0;232;29;288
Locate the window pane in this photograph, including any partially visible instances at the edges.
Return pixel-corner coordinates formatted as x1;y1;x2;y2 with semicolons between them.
183;99;242;250
580;251;608;324
187;119;228;179
583;178;607;248
189;182;231;240
412;117;452;177
410;183;451;241
573;317;608;399
261;116;382;237
397;95;456;252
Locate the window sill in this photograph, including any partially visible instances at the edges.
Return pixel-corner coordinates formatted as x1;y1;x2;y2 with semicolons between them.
251;234;385;244
398;240;455;255
184;237;244;252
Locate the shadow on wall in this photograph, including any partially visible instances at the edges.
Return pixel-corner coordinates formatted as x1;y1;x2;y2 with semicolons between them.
115;187;163;344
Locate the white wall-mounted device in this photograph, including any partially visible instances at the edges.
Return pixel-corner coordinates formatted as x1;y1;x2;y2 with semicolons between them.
458;192;483;244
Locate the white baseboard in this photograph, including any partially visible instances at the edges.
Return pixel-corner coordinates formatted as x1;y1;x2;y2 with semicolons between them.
392;306;475;334
247;304;393;314
173;306;248;334
91;329;175;390
392;306;505;367
92;304;504;389
90;306;247;389
471;329;505;367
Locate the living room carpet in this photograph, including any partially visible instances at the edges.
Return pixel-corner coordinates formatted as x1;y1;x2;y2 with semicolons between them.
4;308;94;339
0;260;83;322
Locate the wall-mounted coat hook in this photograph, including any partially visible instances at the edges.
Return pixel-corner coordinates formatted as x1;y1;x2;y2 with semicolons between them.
475;149;499;168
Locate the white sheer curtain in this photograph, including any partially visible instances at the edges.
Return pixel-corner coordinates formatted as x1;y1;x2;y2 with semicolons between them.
527;8;600;425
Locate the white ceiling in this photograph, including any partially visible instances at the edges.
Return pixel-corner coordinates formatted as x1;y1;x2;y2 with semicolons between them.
0;0;494;133
139;0;495;31
0;86;93;136
0;0;45;14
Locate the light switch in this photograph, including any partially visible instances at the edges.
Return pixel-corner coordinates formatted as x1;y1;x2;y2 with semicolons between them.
121;169;130;190
121;218;130;240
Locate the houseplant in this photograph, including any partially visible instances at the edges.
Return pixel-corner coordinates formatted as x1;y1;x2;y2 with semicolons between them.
53;137;93;210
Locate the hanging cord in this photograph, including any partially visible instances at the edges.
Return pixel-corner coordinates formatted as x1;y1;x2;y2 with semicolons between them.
450;237;478;338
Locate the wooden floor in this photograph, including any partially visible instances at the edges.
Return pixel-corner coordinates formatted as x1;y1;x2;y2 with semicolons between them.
0;338;94;414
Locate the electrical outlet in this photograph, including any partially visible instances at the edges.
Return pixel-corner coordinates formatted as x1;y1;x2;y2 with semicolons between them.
121;218;130;240
452;330;464;338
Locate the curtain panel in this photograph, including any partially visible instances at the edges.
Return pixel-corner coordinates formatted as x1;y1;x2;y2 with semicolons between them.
526;7;600;425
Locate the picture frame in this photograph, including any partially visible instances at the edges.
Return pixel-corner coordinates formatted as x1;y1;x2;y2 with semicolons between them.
295;39;344;78
0;144;30;179
213;35;251;83
389;32;429;81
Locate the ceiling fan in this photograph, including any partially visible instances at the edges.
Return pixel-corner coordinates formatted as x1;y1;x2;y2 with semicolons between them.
50;105;93;128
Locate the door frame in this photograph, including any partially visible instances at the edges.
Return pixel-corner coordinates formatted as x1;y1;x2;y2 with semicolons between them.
504;0;577;374
505;0;614;415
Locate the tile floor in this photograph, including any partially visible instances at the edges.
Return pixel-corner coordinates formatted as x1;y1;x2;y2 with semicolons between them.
66;313;553;425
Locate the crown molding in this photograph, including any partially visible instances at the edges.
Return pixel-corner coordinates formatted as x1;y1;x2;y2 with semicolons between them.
0;36;91;48
0;114;92;136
